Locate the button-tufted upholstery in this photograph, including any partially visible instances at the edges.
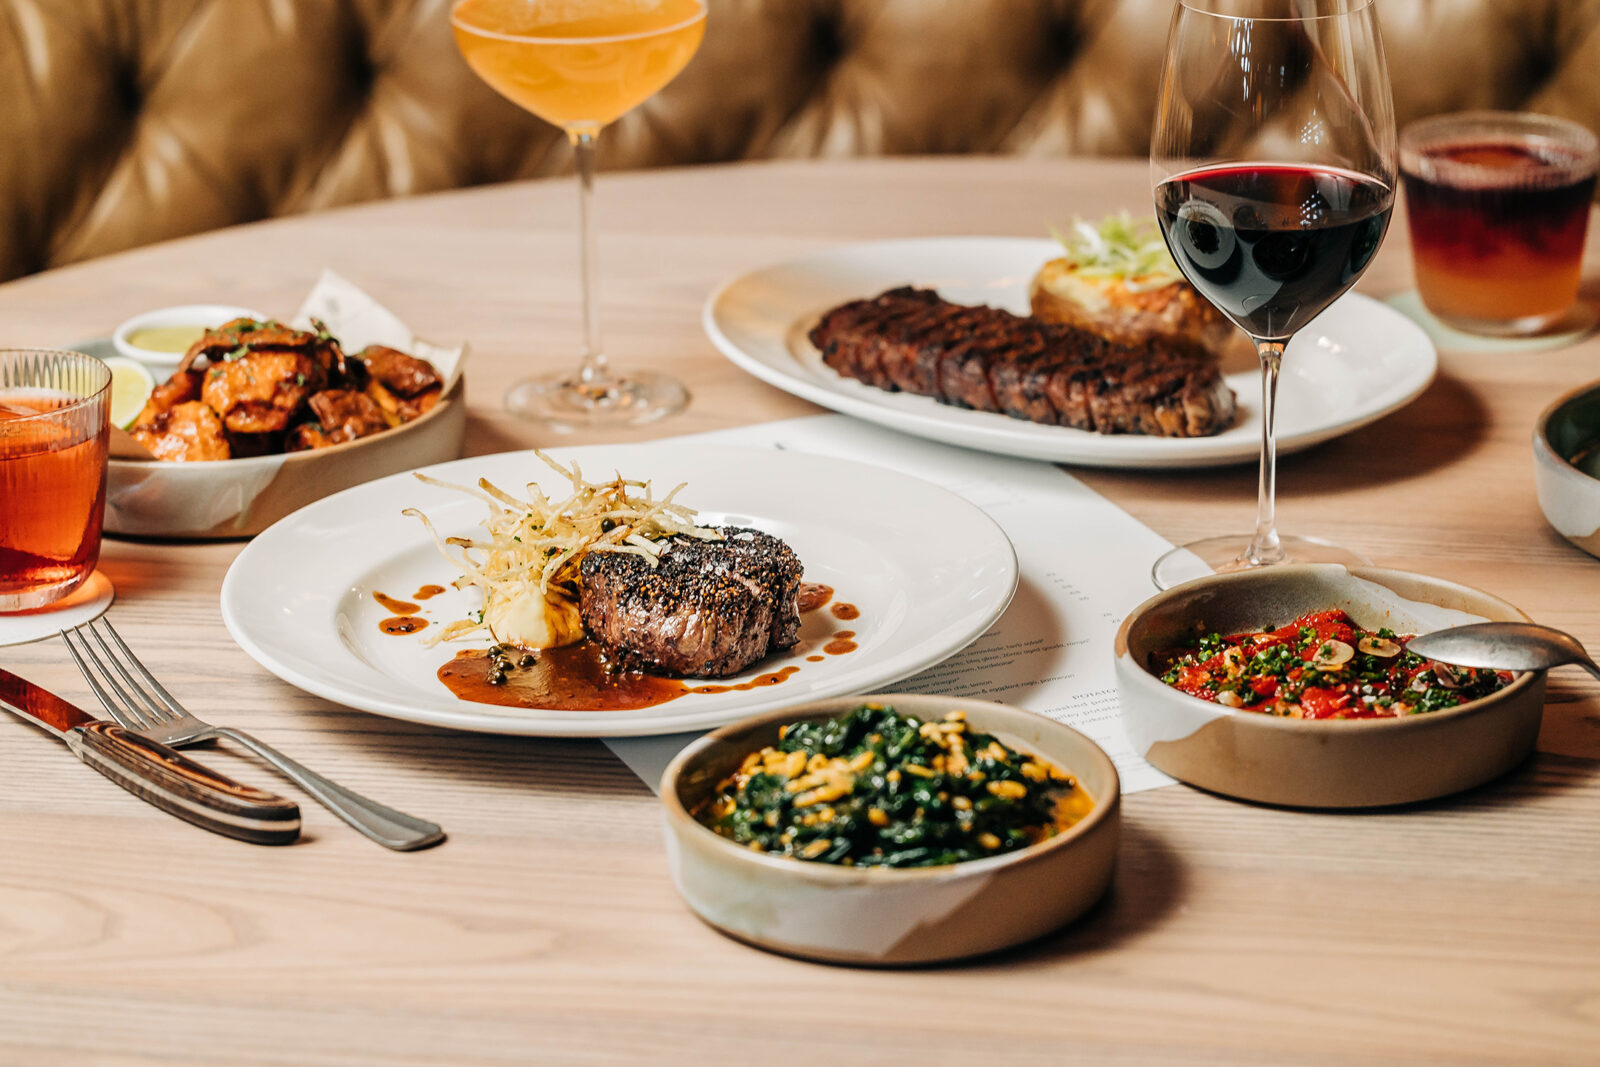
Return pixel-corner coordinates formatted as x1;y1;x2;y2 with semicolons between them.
1;0;1597;282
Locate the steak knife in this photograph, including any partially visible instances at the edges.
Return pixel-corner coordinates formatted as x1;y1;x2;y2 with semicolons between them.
0;667;301;845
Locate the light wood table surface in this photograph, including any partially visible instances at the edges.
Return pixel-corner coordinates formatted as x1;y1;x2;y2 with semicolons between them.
3;158;1599;1065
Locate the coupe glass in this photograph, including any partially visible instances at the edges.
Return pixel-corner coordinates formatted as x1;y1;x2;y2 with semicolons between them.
452;0;707;427
1150;0;1397;588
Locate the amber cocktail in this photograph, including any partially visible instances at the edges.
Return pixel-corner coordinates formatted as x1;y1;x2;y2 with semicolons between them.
1401;112;1598;335
0;351;111;611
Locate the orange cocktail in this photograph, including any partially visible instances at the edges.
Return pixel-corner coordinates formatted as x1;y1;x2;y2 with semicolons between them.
1400;112;1599;335
0;352;111;611
454;0;705;132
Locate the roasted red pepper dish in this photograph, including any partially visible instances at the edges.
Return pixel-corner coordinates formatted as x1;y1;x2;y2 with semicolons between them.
1156;609;1513;719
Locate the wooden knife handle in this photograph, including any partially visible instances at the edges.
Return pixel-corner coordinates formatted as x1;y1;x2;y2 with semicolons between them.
67;722;301;845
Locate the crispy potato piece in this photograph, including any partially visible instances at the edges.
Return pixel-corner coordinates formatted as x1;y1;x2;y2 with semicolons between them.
201;350;324;433
360;345;440;397
285;424;334;451
177;318;296;373
362;380;405;427
1029;261;1235;358
308;389;389;442
131;401;231;462
130;369;205;429
406;386;442;419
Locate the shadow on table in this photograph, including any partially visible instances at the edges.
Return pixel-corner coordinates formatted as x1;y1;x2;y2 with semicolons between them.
1166;737;1596;822
1085;370;1487;500
935;819;1187;973
1281;371;1490;492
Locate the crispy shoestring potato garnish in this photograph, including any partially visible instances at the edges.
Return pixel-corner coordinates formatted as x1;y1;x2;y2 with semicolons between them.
404;450;721;650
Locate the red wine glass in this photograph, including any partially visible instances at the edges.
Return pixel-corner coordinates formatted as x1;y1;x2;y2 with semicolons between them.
1150;0;1397;589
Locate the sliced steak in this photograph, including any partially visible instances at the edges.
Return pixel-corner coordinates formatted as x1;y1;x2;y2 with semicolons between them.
578;527;803;678
809;287;1236;437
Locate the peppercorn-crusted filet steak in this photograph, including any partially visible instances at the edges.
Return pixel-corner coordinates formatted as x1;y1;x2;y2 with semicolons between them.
578;527;803;678
808;286;1236;437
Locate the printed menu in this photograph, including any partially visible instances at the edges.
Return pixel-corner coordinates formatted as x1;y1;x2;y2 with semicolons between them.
606;414;1177;794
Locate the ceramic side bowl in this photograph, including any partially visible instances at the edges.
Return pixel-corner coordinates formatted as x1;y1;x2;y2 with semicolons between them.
1114;564;1545;809
1534;378;1600;559
112;304;265;376
105;377;467;539
661;694;1120;966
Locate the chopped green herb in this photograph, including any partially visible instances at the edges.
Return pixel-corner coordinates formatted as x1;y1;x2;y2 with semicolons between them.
695;704;1092;868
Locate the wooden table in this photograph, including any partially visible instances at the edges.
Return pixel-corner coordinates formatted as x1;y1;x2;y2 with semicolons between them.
3;158;1598;1065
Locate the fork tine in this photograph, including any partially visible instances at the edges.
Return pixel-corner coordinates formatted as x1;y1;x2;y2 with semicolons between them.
82;620;178;725
74;622;169;727
61;625;151;730
93;619;189;717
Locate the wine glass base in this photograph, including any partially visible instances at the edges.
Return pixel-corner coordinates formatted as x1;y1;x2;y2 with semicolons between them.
504;370;688;430
1152;535;1371;590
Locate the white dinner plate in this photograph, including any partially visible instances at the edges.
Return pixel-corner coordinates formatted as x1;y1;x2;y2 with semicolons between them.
703;237;1437;469
220;444;1018;737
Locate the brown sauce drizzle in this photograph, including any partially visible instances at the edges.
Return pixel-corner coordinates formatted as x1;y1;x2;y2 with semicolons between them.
796;582;833;613
373;591;420;615
437;643;799;712
431;583;864;709
825;630;858;655
379;616;429;635
689;666;801;694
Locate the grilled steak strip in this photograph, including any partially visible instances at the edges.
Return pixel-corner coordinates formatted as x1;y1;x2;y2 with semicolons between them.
809;286;1236;438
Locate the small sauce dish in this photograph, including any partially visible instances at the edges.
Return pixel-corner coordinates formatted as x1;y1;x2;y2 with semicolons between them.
113;304;265;375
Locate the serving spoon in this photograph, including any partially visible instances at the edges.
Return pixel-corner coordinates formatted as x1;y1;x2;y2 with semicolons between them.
1405;622;1600;681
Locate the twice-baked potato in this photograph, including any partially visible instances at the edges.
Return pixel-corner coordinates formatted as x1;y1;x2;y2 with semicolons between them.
1030;214;1236;358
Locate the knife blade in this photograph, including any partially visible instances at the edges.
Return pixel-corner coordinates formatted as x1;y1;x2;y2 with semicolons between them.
0;667;301;845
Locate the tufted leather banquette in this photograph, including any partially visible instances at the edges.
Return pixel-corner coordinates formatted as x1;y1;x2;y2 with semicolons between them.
1;0;1597;282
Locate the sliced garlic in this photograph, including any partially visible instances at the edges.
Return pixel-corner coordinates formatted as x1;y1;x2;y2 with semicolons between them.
1358;635;1402;658
1215;689;1244;708
1311;639;1354;669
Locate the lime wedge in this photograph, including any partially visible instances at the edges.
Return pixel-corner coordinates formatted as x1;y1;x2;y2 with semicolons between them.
101;356;156;429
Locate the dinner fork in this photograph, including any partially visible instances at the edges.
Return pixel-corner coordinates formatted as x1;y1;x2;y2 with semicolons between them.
62;619;445;851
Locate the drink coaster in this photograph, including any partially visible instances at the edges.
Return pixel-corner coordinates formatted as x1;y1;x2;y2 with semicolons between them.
0;571;115;646
1386;291;1598;354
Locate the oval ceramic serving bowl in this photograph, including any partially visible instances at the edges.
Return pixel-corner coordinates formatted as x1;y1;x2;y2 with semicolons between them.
106;378;466;539
661;693;1120;966
1114;564;1546;809
1533;377;1600;559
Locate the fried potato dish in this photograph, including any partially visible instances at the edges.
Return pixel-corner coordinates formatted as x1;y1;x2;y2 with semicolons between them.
1030;214;1235;358
130;318;443;462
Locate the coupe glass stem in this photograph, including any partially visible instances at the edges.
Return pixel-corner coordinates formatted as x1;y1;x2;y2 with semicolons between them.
1247;339;1287;566
569;127;609;392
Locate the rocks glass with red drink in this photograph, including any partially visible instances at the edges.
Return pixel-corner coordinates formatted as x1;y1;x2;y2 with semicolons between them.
1401;111;1598;336
0;350;111;611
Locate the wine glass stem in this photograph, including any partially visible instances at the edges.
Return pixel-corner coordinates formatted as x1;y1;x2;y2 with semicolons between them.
1247;339;1287;566
569;128;610;391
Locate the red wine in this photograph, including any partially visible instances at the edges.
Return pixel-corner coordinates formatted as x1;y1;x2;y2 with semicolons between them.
1155;164;1393;340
